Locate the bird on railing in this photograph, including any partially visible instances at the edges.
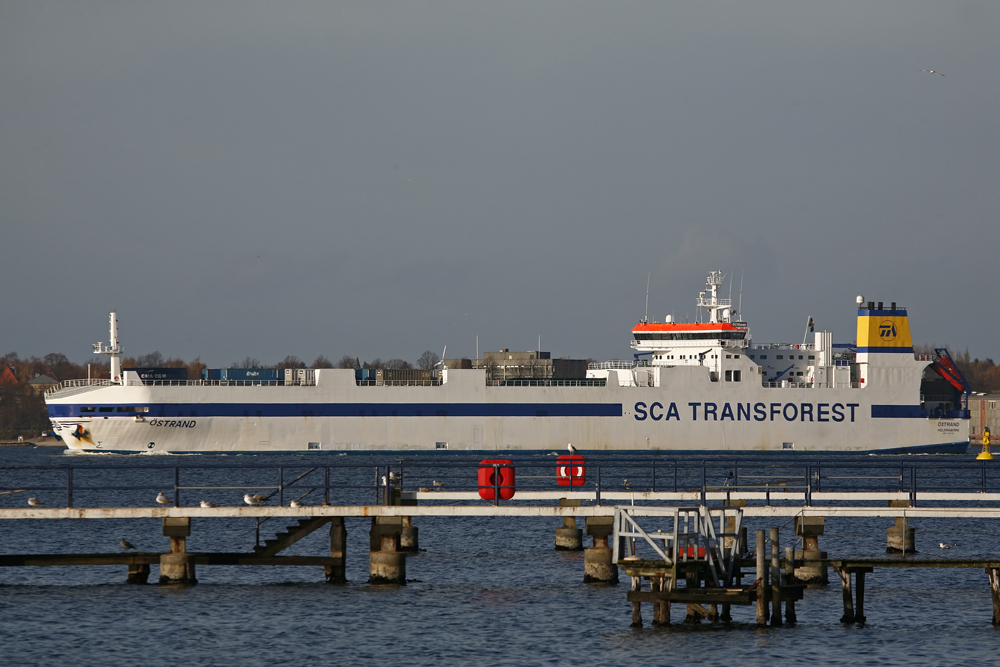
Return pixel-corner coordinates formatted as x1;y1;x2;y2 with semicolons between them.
155;492;171;505
289;499;304;508
200;500;217;508
243;493;266;506
623;478;632;490
120;538;135;550
389;471;401;482
567;443;578;454
27;497;43;507
432;480;444;488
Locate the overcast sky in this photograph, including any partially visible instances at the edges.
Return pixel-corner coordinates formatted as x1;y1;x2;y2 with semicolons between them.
3;1;999;368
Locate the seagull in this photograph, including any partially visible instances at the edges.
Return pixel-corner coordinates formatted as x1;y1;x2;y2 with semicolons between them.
939;542;954;549
432;480;444;487
289;499;303;508
200;500;217;508
155;492;171;505
243;493;265;506
27;497;43;507
120;538;135;550
623;478;632;490
567;443;578;454
920;69;944;76
381;475;388;487
389;471;400;482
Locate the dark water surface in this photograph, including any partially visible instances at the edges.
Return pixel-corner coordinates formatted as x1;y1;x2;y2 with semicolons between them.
2;446;999;666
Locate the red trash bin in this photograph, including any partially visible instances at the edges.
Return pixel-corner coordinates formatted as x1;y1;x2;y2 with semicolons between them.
478;459;515;500
556;454;586;486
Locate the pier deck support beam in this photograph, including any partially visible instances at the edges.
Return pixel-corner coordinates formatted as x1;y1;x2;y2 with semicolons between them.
794;516;828;585
325;517;347;584
630;576;643;627
756;529;769;626
784;547;797;624
583;517;618;584
159;517;196;585
555;499;583;551
887;502;916;554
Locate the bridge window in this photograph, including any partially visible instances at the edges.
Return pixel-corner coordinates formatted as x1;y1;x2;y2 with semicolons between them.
776;355;783;360
81;407;95;413
759;355;767;359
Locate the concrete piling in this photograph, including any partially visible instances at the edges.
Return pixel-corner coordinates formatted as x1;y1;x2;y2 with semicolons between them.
555;498;583;551
794;516;829;585
159;517;196;585
887;501;916;554
370;520;406;584
400;516;419;553
583;516;618;584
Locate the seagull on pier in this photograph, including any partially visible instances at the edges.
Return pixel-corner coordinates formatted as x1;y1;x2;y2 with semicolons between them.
243;493;265;506
27;497;43;507
432;480;444;488
200;500;217;508
381;475;388;487
920;69;944;76
939;542;955;549
120;538;135;550
623;478;632;490
389;471;401;482
289;500;304;508
567;443;578;454
155;492;171;505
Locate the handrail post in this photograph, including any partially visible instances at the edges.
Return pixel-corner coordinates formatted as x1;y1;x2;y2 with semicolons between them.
596;465;601;506
66;468;73;508
278;466;284;507
910;466;917;507
805;465;812;507
651;463;656;492
324;467;330;505
701;463;707;505
174;467;180;507
493;463;500;507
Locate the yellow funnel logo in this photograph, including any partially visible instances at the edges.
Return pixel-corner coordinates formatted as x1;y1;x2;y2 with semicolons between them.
879;321;897;341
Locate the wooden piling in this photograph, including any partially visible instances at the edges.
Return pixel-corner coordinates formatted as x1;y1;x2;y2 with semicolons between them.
630;576;643;627
770;527;782;626
756;529;768;625
325;517;347;583
784;546;797;624
839;568;855;623
126;563;150;584
988;567;1000;625
855;569;867;624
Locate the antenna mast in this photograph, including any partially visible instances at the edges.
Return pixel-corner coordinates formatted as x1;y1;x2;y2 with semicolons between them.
644;272;650;324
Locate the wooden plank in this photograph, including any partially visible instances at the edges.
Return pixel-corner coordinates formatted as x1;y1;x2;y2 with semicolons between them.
0;552;342;567
628;589;755;605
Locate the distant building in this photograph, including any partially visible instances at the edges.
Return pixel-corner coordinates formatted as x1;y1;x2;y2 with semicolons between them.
443;349;588;382
0;365;18;386
27;374;58;393
969;393;1000;444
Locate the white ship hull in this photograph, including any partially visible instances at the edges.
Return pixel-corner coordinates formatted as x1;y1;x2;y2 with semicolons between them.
46;276;971;454
46;367;968;454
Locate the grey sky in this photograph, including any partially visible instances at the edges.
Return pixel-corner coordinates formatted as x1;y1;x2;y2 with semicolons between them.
3;2;999;368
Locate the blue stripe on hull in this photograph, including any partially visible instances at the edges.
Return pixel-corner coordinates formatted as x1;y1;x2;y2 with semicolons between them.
49;402;624;419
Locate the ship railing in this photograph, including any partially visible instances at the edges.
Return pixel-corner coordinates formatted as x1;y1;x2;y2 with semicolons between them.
46;379;116;395
589;360;640;370
356;379;443;387
761;381;860;389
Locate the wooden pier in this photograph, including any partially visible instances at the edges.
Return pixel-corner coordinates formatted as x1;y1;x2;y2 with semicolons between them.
4;457;1000;624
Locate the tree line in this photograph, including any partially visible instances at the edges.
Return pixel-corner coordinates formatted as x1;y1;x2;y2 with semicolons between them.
2;347;999;440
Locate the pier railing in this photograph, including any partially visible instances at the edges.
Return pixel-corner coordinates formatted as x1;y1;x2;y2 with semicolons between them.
2;457;1000;511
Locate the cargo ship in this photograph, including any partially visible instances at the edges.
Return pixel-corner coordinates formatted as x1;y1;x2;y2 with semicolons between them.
45;273;971;454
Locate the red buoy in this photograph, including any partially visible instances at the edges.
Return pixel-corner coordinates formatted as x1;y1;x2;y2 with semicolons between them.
478;459;515;500
556;454;586;486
